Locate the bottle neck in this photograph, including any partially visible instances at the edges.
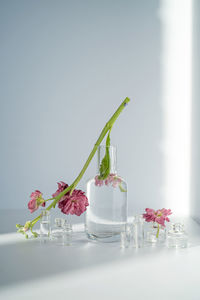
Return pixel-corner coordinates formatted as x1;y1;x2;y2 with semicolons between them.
97;145;117;174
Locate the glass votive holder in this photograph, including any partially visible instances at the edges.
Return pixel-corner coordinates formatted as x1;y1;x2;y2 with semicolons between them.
146;222;166;244
167;223;188;248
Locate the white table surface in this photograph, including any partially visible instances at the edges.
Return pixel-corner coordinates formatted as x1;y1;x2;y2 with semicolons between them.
0;210;200;300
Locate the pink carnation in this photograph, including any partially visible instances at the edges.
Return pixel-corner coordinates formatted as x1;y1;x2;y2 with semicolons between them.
52;181;69;200
143;208;172;227
58;189;89;216
155;208;172;226
143;208;156;222
28;190;45;213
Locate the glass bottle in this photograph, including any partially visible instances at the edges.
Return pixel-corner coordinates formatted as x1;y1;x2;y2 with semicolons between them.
167;223;188;248
40;210;50;242
120;230;130;248
133;215;144;248
85;145;127;242
62;221;72;246
51;218;65;245
146;222;166;243
120;215;144;248
121;222;136;248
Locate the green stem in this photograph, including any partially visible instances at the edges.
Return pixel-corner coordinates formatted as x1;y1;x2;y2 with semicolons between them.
156;224;160;238
44;198;54;202
31;215;41;226
70;97;130;192
29;97;130;228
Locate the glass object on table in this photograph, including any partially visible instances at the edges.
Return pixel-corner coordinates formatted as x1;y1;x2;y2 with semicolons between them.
133;215;144;248
40;210;50;242
51;219;72;246
146;222;166;243
62;221;72;246
120;215;144;248
120;228;129;248
85;145;127;243
167;223;188;248
51;218;64;245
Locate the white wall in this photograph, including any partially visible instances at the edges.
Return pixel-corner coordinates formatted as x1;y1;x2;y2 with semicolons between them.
0;0;162;215
191;0;200;221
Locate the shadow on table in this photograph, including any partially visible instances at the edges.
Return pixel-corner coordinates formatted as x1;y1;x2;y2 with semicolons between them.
1;211;200;289
0;227;166;289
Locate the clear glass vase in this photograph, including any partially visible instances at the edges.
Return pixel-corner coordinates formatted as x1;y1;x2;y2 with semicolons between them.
85;145;127;242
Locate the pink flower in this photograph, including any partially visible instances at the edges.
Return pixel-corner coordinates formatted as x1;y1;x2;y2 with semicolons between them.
105;174;122;187
58;189;89;216
28;190;45;213
52;181;69;200
143;208;172;227
95;176;104;187
155;208;172;226
143;208;156;222
95;174;122;188
30;190;42;201
105;174;113;186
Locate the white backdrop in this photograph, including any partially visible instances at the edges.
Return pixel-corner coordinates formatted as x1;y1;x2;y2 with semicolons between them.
191;0;200;221
0;0;163;215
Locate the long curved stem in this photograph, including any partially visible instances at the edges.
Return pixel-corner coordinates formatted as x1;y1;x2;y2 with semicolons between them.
69;97;130;192
31;97;130;227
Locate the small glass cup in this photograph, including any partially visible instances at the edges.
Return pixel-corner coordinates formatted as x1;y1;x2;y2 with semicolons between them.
51;218;65;245
167;223;188;248
146;222;166;244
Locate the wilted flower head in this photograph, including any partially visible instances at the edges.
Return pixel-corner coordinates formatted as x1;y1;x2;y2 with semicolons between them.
52;181;89;216
52;181;69;199
95;176;104;186
105;174;122;187
95;174;122;188
58;188;89;216
143;208;172;227
143;208;155;222
28;190;45;213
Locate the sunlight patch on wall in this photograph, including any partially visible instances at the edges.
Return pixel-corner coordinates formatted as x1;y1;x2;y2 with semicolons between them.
160;0;192;215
